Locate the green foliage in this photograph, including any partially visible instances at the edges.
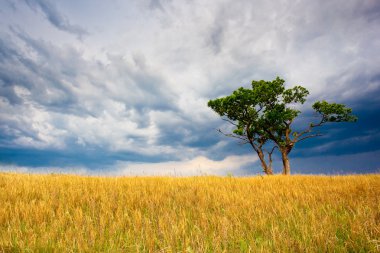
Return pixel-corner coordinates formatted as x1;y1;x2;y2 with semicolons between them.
207;77;310;145
208;76;357;174
207;87;258;122
312;100;358;123
207;87;264;143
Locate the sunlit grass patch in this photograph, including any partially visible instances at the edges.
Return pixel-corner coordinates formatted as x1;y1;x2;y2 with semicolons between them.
0;173;379;252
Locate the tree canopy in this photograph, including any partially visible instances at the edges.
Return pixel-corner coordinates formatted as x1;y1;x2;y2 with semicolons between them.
208;77;357;175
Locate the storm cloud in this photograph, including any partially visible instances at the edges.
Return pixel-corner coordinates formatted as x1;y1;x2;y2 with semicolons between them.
0;0;379;175
23;0;88;38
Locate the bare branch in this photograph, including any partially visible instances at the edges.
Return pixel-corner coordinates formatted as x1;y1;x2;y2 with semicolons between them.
222;118;238;126
256;105;264;114
217;129;249;142
297;133;323;142
264;128;281;145
293;116;325;143
269;145;278;155
262;145;278;156
309;115;326;128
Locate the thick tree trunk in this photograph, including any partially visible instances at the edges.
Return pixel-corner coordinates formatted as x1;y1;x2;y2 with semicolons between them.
257;150;273;175
280;149;291;175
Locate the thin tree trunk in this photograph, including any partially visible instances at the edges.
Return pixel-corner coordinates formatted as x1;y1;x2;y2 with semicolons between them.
268;151;274;174
249;141;273;175
267;146;276;175
280;149;291;175
257;150;273;175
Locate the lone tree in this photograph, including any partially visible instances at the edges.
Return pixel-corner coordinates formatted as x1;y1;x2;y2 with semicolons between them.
208;77;357;175
207;87;277;175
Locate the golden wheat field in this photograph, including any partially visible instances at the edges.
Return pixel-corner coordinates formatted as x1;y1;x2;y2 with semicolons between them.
0;173;379;252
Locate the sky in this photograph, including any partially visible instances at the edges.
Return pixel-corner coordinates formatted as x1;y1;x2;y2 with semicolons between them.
0;0;379;176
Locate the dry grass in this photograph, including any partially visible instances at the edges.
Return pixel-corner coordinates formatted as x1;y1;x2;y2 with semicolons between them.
0;172;379;252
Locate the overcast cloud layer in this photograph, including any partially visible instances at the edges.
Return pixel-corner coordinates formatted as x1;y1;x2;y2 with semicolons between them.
0;0;379;175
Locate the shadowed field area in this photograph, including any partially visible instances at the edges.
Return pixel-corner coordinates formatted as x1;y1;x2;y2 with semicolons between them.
0;173;379;252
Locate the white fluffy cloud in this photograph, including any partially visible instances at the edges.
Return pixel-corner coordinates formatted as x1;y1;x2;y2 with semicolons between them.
117;155;258;176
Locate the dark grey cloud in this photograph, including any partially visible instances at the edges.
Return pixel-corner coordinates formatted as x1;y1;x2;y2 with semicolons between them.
0;29;78;111
289;150;380;175
0;26;186;161
105;53;177;113
23;0;88;38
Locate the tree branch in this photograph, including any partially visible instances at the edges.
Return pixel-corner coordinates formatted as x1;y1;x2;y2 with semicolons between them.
222;118;238;126
297;133;323;142
293;115;325;143
217;129;249;142
263;128;281;145
268;145;278;155
256;105;264;114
